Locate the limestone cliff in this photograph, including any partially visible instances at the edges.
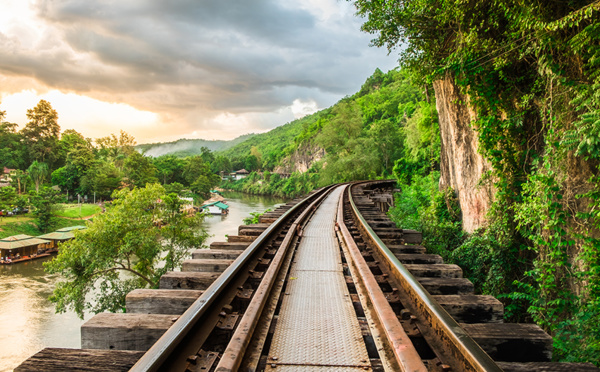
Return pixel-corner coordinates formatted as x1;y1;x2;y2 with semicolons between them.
274;143;325;174
433;74;493;232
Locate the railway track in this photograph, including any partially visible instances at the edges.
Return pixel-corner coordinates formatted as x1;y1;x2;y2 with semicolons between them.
16;181;599;371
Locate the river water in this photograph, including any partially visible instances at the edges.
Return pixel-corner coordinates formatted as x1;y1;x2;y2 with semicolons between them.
0;191;286;371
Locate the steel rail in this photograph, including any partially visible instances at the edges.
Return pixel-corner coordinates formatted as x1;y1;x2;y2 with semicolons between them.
348;181;503;372
337;184;428;372
130;186;333;372
215;186;334;371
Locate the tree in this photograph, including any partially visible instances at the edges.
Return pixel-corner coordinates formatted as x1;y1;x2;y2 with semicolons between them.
211;155;232;174
21;100;60;165
52;137;97;195
244;155;259;172
199;147;215;164
51;166;78;194
122;152;158;188
56;129;92;168
250;146;263;169
0;186;17;212
182;156;206;185
12;170;28;194
30;186;62;233
45;183;208;318
164;181;184;195
154;155;184;184
0;121;26;170
28;161;49;193
96;130;136;170
85;161;122;199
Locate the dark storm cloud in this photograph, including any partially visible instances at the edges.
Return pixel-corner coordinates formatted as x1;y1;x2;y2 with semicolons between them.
1;0;397;134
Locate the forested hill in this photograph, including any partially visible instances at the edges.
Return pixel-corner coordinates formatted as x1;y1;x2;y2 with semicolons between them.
137;134;255;157
221;67;436;191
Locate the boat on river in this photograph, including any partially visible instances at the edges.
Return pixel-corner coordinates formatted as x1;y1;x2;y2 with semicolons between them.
0;234;52;264
1;226;86;264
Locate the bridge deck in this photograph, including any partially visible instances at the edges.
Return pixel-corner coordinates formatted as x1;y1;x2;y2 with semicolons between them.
266;187;371;371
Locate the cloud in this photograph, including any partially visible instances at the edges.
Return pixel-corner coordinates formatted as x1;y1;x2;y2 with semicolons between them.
0;0;398;142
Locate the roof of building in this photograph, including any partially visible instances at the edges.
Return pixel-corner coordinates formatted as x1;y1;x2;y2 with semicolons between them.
0;235;51;250
39;226;86;241
201;201;229;210
236;169;249;174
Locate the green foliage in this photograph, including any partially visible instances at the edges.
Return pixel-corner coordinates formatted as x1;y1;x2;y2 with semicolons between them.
123;151;158;188
30;186;63;233
389;173;464;259
0;121;27;170
21;100;60;166
0;186;18;211
45;183;208;318
243;208;271;225
224;171;320;199
351;0;600;365
28;161;49;193
221;115;310;171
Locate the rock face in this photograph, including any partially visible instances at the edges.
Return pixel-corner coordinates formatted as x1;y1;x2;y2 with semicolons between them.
274;143;325;174
433;74;493;232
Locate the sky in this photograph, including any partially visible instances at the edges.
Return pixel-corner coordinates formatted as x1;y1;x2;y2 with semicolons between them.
0;0;398;144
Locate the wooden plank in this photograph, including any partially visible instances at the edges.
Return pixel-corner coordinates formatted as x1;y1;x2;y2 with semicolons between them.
159;271;221;290
367;221;396;228
417;277;474;295
227;235;256;243
81;313;177;351
401;229;423;244
387;245;427;254
394;254;443;264
497;362;599;371
126;289;203;314
15;348;143;372
238;223;270;236
461;323;552;362
182;258;234;272
433;295;504;323
258;216;278;223
404;264;463;278
192;248;244;259
210;241;251;250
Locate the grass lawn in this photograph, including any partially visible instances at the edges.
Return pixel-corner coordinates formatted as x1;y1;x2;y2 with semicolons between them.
55;203;102;219
0;213;91;239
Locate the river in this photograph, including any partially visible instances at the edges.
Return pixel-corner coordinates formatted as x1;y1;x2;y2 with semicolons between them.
0;191;287;371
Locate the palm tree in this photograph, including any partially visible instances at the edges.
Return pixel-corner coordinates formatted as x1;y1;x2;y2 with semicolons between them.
28;161;49;193
13;169;28;194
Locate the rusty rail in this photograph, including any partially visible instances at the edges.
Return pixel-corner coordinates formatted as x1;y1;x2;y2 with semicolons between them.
337;184;428;372
215;187;332;371
347;181;503;372
130;186;335;372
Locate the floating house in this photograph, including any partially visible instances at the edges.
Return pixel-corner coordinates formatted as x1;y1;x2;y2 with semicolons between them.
201;201;230;215
38;225;86;249
0;235;52;263
231;169;249;180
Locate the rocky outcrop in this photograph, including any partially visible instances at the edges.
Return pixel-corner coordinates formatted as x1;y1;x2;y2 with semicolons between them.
433;74;493;232
274;143;325;174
